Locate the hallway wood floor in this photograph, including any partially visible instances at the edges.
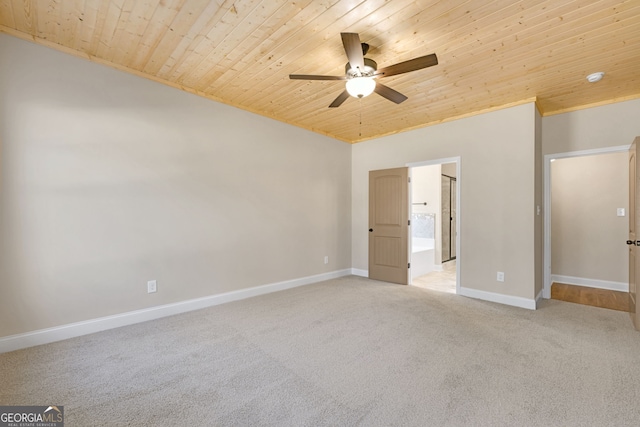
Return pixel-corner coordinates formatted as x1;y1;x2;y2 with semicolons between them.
551;282;629;312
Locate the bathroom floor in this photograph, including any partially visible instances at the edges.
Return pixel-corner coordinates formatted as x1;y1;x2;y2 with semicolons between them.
412;260;456;294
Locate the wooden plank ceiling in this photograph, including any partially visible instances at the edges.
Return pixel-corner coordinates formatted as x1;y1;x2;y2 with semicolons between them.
1;0;638;143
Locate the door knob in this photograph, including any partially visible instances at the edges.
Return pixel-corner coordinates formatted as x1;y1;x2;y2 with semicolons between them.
627;240;640;246
369;228;373;232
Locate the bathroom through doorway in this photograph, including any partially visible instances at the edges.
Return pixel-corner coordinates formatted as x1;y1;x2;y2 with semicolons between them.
410;161;458;293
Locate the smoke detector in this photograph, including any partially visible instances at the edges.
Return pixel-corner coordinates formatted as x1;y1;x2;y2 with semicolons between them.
586;72;605;83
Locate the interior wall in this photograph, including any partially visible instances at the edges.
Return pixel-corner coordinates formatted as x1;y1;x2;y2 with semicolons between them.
551;153;628;284
542;98;640;155
353;103;538;301
0;35;352;338
534;108;543;297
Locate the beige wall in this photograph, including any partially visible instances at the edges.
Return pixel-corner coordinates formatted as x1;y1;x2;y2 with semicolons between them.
0;35;352;337
551;153;628;283
352;103;538;300
534;108;543;296
542;98;640;155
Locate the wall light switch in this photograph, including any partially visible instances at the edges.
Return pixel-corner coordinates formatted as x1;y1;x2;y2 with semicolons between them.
617;208;625;217
497;272;505;282
324;256;329;264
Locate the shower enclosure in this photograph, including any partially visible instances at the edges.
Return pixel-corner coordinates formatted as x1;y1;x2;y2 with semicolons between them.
441;174;457;262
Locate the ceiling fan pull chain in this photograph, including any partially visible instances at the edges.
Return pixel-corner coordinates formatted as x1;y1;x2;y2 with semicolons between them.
359;99;363;137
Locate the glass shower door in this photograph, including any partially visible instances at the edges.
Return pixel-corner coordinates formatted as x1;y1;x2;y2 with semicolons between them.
441;175;457;262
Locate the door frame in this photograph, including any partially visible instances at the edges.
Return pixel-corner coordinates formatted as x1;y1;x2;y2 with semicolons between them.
406;157;461;294
543;145;631;299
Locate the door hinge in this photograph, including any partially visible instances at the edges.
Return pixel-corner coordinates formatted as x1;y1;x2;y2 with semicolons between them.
408;176;411;183
408;263;411;269
408;219;411;226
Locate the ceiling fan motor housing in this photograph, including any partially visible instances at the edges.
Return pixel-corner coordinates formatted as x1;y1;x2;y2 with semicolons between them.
345;58;378;77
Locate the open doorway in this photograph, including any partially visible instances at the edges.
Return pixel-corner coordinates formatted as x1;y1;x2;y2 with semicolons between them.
544;147;629;310
409;161;458;294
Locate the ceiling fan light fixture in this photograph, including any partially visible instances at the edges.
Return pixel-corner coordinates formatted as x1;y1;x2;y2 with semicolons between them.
346;77;376;98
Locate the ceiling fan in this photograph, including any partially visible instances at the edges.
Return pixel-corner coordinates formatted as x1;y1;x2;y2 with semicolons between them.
290;33;438;108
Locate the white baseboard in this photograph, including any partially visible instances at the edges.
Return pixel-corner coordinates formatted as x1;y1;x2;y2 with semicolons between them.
551;274;628;292
535;289;543;308
459;287;537;310
0;269;352;354
351;268;368;277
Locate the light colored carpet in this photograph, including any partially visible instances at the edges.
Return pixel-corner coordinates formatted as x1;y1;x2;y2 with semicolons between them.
2;276;640;426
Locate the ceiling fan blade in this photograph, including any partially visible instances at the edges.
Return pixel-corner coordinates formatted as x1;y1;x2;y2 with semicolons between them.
376;53;438;78
289;74;346;80
374;83;408;104
329;90;350;108
341;33;365;73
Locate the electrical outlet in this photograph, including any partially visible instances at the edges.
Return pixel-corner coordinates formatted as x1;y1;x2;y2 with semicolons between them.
497;272;505;282
147;280;157;293
324;256;329;264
